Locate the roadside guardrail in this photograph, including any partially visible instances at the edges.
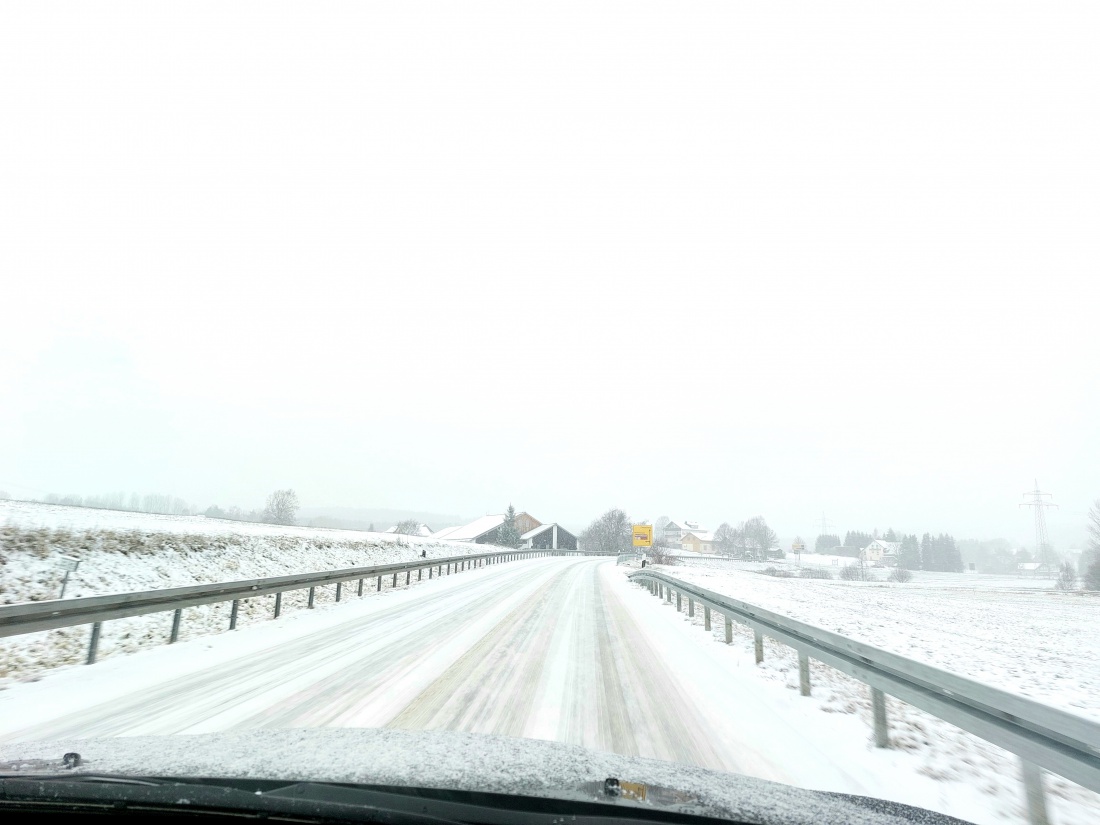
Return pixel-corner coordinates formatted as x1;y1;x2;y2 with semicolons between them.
1;549;551;664
628;569;1100;825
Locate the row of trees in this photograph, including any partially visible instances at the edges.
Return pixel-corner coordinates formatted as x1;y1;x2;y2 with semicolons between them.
28;487;302;527
579;510;781;560
898;533;964;572
713;517;780;559
39;491;196;516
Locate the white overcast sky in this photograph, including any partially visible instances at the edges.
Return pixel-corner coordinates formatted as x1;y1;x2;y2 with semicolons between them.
1;2;1098;545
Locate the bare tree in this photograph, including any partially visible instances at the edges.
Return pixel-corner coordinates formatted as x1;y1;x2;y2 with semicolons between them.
263;489;299;526
648;542;678;565
714;522;738;556
742;516;779;560
1088;500;1100;556
1055;562;1077;593
393;519;420;535
581;508;632;555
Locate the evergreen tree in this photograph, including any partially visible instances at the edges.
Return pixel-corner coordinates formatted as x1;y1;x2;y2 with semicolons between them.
885;528;898;542
899;534;921;569
815;533;841;552
920;533;933;571
842;531;873;557
942;533;963;572
496;504;522;548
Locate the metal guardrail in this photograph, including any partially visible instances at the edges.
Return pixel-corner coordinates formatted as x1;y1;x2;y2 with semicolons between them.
628;569;1100;825
1;549;551;663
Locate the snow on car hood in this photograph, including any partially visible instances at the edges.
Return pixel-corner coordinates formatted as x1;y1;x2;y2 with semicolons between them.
0;728;970;825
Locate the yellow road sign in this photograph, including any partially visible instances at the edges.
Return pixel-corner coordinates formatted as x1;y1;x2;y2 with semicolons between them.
633;524;653;547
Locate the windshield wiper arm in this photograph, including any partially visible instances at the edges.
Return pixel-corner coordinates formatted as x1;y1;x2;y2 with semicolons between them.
0;775;462;825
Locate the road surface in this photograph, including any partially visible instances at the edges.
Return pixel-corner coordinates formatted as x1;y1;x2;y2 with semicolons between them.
0;557;870;791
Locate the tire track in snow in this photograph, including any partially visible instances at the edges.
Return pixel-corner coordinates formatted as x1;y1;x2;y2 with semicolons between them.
0;559;563;741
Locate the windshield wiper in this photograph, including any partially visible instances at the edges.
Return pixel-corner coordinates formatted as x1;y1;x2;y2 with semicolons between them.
0;774;761;825
0;774;461;825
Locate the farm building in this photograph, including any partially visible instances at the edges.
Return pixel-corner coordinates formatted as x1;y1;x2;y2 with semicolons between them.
520;523;578;551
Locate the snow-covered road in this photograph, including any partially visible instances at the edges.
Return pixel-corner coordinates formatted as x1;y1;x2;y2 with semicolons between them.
0;557;876;794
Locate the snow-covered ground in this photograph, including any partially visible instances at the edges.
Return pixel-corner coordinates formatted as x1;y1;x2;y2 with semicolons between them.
0;555;1052;825
672;552;1063;589
0;500;486;685
0;498;444;543
624;561;1100;824
643;562;1100;719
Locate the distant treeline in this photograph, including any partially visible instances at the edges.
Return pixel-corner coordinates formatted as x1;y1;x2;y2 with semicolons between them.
38;492;198;516
814;529;964;572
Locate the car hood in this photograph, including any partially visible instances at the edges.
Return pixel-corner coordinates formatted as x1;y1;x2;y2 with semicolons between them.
0;728;971;825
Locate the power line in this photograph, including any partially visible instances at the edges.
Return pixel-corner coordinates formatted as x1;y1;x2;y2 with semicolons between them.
1020;479;1057;562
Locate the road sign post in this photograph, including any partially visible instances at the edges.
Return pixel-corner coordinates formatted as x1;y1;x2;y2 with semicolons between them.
58;556;81;599
632;525;652;563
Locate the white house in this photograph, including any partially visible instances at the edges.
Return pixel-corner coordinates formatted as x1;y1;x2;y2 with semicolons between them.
663;519;706;545
861;540;900;566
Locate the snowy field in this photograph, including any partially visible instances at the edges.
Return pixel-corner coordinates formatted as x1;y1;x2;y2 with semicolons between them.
0;500;483;685
672;552;1064;590
622;561;1100;824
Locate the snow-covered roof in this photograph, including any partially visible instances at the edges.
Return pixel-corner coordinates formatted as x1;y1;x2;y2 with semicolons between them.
682;530;716;542
864;540;900;553
429;525;463;540
666;520;705;532
520;523;555;540
430;514;505;542
384;523;434;537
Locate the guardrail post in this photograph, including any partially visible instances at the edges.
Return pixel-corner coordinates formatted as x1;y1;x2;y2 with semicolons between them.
406;571;411;585
377;575;382;591
274;592;282;618
665;587;671;604
229;599;239;630
704;606;711;631
308;586;316;608
437;565;441;576
676;592;682;611
447;563;451;575
335;582;343;602
799;652;811;696
871;688;889;747
86;621;101;664
688;599;694;618
358;578;364;596
392;573;397;587
418;568;423;580
429;567;433;579
725;617;733;644
754;630;764;663
1020;760;1050;825
169;608;182;643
